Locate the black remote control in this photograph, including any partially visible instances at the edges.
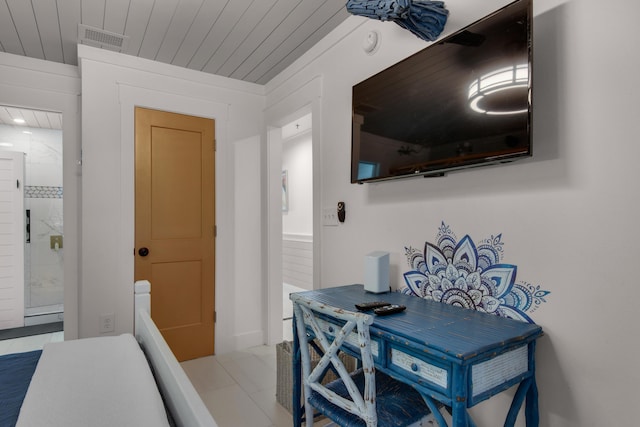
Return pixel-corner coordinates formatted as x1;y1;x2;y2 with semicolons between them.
374;304;406;316
355;301;391;311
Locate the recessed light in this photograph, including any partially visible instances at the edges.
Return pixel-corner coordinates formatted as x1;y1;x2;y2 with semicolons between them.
0;142;14;147
13;118;25;124
22;131;32;134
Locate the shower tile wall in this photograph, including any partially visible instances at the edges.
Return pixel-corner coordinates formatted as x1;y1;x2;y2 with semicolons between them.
24;129;63;315
0;125;63;318
25;190;63;311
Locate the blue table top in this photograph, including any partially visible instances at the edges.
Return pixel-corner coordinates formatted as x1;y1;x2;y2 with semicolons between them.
292;284;542;362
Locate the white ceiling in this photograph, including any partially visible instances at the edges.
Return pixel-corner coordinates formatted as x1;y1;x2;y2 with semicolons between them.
0;0;351;86
0;105;62;130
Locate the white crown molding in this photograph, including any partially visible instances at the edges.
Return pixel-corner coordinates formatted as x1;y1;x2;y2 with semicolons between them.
77;44;265;96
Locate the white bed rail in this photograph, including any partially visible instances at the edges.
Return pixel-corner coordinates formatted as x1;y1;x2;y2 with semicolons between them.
134;280;217;427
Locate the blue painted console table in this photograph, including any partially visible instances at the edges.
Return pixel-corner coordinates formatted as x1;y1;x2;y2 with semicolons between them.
291;284;543;427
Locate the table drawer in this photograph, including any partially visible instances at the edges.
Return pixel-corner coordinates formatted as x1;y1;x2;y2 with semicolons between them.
471;344;529;400
315;317;379;357
389;346;449;391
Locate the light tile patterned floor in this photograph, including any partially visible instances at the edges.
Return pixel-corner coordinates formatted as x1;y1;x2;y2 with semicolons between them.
183;346;288;427
181;344;336;427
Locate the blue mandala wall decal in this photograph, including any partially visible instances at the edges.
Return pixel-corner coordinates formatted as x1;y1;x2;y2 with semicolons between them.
401;222;550;323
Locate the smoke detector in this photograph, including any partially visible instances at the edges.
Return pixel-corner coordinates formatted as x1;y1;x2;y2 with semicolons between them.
362;30;380;55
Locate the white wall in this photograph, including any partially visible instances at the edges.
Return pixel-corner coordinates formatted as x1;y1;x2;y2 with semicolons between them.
281;132;314;290
265;0;640;425
282;132;313;236
234;135;263;349
0;53;80;339
78;45;265;353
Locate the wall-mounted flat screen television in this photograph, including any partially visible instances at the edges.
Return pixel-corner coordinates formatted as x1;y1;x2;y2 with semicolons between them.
351;0;532;183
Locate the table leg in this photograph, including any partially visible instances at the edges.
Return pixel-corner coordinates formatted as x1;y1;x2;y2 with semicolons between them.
451;400;471;427
452;364;471;427
418;392;448;427
525;377;539;427
525;340;539;427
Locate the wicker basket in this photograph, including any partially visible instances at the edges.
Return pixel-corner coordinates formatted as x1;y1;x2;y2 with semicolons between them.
276;340;357;413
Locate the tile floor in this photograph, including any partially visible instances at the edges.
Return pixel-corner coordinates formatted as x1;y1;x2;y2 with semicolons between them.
179;282;334;427
182;345;307;427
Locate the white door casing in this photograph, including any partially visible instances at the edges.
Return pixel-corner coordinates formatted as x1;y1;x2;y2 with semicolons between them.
0;151;25;330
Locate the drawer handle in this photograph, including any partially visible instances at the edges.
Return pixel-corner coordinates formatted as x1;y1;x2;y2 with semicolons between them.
411;363;419;372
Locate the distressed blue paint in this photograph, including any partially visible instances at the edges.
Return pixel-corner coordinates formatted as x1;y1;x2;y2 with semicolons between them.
402;222;550;323
292;293;433;427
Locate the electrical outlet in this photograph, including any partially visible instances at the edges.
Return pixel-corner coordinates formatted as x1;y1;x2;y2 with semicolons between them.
99;313;115;333
322;207;339;226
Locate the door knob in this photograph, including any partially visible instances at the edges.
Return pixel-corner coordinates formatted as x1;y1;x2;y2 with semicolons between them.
138;247;149;257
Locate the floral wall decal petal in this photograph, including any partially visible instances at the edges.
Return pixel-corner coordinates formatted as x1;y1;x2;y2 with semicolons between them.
481;264;518;297
496;306;534;323
403;271;428;296
405;246;427;273
436;221;456;259
453;235;478;271
477;238;503;270
424;241;447;273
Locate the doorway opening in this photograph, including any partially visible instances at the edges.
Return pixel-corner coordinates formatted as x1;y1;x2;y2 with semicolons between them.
265;78;322;346
0;106;64;338
280;113;313;341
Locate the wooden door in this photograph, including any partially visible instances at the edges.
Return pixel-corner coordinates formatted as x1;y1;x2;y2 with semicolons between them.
134;107;215;361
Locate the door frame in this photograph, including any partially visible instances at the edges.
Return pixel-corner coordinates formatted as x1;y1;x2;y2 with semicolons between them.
118;85;233;352
0;151;25;330
264;76;323;345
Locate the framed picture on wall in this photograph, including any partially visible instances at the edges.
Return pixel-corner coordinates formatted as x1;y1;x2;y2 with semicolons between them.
282;170;288;212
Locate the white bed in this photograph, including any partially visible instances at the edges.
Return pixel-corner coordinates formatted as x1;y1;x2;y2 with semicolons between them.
9;280;217;427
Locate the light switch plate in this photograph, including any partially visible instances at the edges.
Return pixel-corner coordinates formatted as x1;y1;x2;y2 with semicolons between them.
322;208;339;226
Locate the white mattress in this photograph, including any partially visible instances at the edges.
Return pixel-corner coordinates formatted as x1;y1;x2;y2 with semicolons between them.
16;334;170;427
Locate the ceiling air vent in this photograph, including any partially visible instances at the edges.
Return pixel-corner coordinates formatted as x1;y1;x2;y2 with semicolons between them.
78;24;129;52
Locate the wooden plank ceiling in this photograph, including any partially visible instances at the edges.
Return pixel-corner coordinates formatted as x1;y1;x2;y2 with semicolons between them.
0;0;350;85
0;105;62;129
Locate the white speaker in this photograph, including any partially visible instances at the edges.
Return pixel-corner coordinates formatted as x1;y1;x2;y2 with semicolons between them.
364;251;390;294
